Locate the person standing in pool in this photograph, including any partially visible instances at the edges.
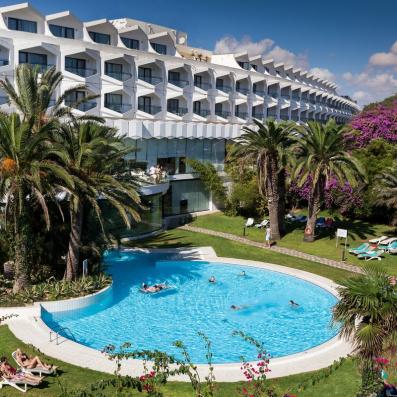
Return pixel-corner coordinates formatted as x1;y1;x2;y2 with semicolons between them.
265;226;272;248
209;276;216;283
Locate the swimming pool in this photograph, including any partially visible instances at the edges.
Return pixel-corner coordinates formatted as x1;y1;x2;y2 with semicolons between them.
42;250;339;364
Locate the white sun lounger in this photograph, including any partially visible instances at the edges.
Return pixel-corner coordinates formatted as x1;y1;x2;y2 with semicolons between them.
255;219;269;228
245;218;254;227
0;376;40;393
12;351;55;376
378;237;397;247
368;236;388;244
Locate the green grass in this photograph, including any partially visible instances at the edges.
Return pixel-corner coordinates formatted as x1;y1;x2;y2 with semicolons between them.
0;325;361;396
190;213;397;275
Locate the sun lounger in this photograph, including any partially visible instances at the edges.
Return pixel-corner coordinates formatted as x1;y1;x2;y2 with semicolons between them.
390;247;397;254
245;218;254;227
357;250;384;261
12;351;55;376
368;236;388;244
349;243;370;255
0;375;40;393
255;219;269;228
378;238;397;249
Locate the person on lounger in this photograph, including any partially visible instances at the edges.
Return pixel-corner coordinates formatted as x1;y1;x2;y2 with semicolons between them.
0;357;42;384
15;349;54;371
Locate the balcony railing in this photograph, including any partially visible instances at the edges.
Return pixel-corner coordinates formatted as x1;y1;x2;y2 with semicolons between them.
281;94;291;99
252;112;263;119
138;74;163;85
310;99;316;104
280;115;289;121
65;100;97;111
168;78;189;88
235;111;248;119
105;70;132;81
194;109;210;117
167;107;188;116
253;90;266;97
22;63;54;73
216;85;232;93
138;105;161;115
66;66;97;77
292;96;300;101
194;81;212;90
236;87;250;95
268;92;278;99
105;103;132;113
0;60;9;66
291;116;299;122
0;96;8;105
215;110;231;118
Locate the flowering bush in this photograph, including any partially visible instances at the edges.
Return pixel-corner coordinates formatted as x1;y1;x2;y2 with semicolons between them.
346;100;397;148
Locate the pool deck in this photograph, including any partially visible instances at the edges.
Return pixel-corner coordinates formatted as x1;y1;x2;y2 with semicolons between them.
0;247;353;382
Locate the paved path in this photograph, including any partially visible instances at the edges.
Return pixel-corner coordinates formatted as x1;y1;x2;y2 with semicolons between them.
180;225;364;274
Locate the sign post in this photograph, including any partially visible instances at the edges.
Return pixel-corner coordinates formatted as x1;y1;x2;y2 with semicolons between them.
336;229;348;262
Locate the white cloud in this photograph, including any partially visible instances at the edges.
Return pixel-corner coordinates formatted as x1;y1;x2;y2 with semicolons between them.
214;35;309;69
309;67;335;82
369;40;397;69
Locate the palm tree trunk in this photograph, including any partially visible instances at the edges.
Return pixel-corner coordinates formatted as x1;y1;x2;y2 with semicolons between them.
303;180;322;242
265;157;282;241
277;171;286;236
65;197;84;281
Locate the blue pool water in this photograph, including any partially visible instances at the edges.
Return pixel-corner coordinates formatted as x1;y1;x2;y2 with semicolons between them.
42;250;338;363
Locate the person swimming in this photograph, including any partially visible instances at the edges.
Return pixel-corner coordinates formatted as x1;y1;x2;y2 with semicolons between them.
209;276;216;283
141;283;167;293
289;300;299;307
230;304;248;311
238;271;246;277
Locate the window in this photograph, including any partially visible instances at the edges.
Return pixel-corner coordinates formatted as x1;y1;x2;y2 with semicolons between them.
193;101;201;114
65;57;86;74
121;37;139;50
237;61;250;70
151;42;167;55
138;67;151;79
251;64;258;71
8;17;37;33
65;90;85;106
215;103;222;113
168;71;180;82
236;81;240;90
49;24;74;39
105;93;122;106
105;62;123;79
19;51;47;66
194;75;202;87
167;98;179;112
89;31;111;45
253;83;257;93
216;78;223;89
138;96;151;112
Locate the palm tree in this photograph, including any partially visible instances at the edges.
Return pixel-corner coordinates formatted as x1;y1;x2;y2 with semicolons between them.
0;64;99;131
54;121;141;280
332;265;397;394
374;165;397;224
230;119;293;240
293;119;365;242
0;113;73;292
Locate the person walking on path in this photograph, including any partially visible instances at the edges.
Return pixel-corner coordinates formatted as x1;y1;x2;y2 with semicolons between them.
265;225;272;248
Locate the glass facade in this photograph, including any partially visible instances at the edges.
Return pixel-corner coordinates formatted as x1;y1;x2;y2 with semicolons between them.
8;17;37;33
121;37;139;50
151;42;167;55
124;138;226;172
49;24;74;39
89;31;111;45
163;179;210;216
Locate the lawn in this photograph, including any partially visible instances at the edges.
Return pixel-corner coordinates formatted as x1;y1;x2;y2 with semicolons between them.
189;213;397;275
0;325;361;396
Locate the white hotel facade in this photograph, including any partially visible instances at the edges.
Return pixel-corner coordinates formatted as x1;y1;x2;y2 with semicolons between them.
0;3;360;236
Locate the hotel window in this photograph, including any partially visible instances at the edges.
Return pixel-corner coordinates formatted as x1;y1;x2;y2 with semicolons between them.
237;61;250;70
151;42;167;55
253;83;257;93
121;37;139;50
65;90;85;106
168;70;180;82
167;98;179;112
193;101;201;114
65;57;86;72
89;31;111;45
138;96;151;112
19;51;47;66
216;78;223;89
138;67;151;80
49;24;74;39
194;75;202;87
105;62;123;79
251;64;258;71
8;17;37;33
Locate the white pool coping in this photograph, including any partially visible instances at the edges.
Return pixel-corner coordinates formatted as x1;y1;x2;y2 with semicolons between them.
1;247;353;382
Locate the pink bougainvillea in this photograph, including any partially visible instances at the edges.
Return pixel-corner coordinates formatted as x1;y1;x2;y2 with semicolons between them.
346;101;397;148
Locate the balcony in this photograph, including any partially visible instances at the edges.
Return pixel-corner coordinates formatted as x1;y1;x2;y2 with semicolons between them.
0;60;9;66
310;99;316;104
194;81;212;90
138;104;161;115
105;102;132;113
138;74;162;85
215;110;231;118
281;94;291;100
236;87;250;95
252;112;263;119
66;66;97;78
168;78;189;88
235;111;248;119
268;92;278;99
65;100;97;111
253;90;266;97
167;107;188;116
105;70;132;81
216;85;232;93
292;96;300;101
194;109;210;117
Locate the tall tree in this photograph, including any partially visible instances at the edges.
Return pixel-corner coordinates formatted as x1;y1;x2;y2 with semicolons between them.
333;265;397;395
54;121;141;280
374;164;397;225
0;113;73;291
230;119;293;240
294;120;365;242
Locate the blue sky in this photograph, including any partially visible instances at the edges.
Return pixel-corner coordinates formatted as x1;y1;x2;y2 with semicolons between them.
1;0;396;105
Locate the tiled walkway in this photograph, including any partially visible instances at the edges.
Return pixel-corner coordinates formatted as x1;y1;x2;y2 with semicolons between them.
180;225;364;274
